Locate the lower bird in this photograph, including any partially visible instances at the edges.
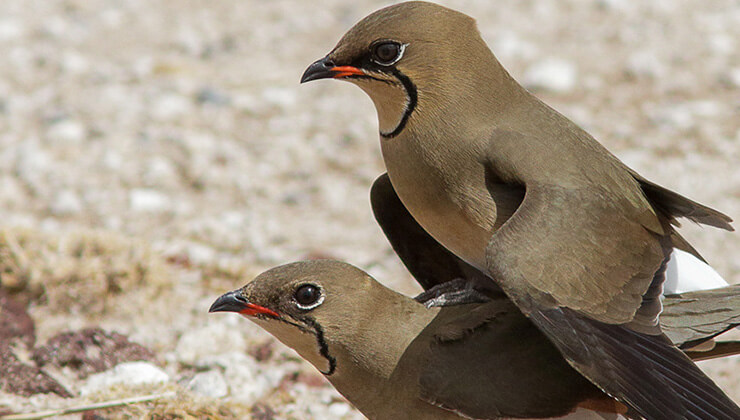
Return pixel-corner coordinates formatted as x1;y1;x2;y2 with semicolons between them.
210;260;740;420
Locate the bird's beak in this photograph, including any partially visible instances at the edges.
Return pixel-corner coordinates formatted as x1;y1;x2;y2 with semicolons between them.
301;56;364;83
209;290;280;318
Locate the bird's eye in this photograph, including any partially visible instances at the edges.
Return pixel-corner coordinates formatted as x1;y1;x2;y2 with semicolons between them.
371;41;404;66
294;284;323;309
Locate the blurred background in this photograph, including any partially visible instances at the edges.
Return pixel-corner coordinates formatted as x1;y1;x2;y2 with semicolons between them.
0;0;737;418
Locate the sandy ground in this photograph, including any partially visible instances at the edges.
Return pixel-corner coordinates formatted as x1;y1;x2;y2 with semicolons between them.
0;0;738;418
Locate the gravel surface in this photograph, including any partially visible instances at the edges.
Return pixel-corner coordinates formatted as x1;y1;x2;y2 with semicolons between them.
0;0;737;418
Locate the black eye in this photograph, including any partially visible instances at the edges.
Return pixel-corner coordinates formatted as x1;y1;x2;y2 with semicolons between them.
294;284;322;308
372;41;402;65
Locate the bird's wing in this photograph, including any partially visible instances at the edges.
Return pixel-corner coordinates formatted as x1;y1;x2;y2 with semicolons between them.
416;298;609;419
370;173;490;290
627;167;733;261
527;307;740;420
628;167;734;231
662;284;740;348
485;181;667;328
415;285;740;419
484;183;740;419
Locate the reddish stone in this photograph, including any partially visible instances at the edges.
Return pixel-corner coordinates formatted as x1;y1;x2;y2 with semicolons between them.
0;289;35;349
0;346;72;397
33;328;156;378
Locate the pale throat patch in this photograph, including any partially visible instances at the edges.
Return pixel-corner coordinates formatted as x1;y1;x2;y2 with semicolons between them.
251;317;333;373
356;80;409;136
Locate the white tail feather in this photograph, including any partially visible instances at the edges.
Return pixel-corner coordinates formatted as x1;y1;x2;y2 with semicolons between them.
664;249;728;294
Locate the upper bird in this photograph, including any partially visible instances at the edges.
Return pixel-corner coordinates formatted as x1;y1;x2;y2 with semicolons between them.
301;2;738;418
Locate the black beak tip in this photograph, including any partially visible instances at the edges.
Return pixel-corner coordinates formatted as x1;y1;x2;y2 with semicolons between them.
209;290;247;313
301;57;335;84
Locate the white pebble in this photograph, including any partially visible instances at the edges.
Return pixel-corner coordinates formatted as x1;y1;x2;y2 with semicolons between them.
625;51;664;79
708;34;734;56
328;402;353;417
129;189;171;213
262;87;296;108
175;321;247;364
725;68;740;88
523;58;577;93
492;31;538;60
0;19;24;40
197;352;282;405
46;120;86;143
152;93;191;120
81;362;169;395
51;190;83;215
187;370;229;398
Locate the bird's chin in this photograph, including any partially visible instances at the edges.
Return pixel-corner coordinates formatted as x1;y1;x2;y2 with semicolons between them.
250;319;332;372
354;81;408;136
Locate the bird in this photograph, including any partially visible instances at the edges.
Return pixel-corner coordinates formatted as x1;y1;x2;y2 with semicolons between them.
210;260;740;420
300;2;740;418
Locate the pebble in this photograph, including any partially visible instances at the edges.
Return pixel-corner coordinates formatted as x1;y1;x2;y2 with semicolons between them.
492;31;538;60
80;362;169;395
522;58;577;93
0;20;24;41
50;190;83;215
625;50;664;79
196;352;283;405
174;319;248;365
151;93;191;121
45;120;86;144
187;370;229;398
129;189;171;213
725;68;740;88
262;87;296;108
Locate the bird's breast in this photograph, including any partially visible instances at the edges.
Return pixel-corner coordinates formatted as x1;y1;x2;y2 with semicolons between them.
382;137;495;269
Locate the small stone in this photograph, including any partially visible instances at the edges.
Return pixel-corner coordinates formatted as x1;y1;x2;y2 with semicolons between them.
708;34;734;56
0;290;35;349
184;242;217;265
187;370;228;398
248;340;275;362
81;362;169;395
250;402;277;420
328;402;353;417
151;93;191;120
262;87;296;108
196;87;231;106
625;51;664;79
129;189;171;213
62;52;90;74
196;352;279;405
46;119;86;143
0;19;24;41
175;320;247;364
145;157;178;184
523;58;577;93
596;0;631;11
50;190;83;215
33;328;156;379
723;68;740;88
0;347;72;398
492;31;538;60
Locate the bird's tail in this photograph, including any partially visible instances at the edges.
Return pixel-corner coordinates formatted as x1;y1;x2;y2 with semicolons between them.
661;284;740;358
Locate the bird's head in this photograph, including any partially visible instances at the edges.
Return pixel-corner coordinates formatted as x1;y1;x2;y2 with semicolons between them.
209;260;398;376
301;1;505;139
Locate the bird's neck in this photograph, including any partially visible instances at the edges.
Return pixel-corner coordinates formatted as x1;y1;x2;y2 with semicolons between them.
325;297;440;418
377;54;533;268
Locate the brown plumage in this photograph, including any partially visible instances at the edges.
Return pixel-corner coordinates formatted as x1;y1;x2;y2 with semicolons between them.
301;2;738;418
210;261;740;419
